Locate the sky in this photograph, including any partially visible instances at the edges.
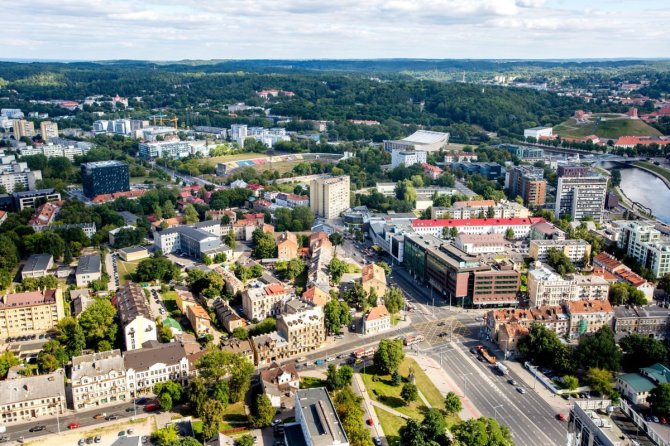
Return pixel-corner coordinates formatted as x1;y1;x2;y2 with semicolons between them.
4;0;670;61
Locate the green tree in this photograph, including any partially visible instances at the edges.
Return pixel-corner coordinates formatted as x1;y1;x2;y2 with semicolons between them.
234;435;256;446
0;351;20;378
449;226;459;238
24;231;66;259
163;200;176;218
619;333;668;372
422;408;447;442
232;327;249;340
504;227;515;240
328;256;348;284
650;383;670;416
154;380;183;403
401;383;419;405
574;326;621;372
377;261;391;276
444;391;462;415
373;339;405;374
159;393;173;411
659;273;670;293
78;298;117;349
383;286;405;314
586;368;615;397
213;380;230;407
151;425;179;446
329;232;343;254
249;318;277;337
563;375;579;391
518;323;574;373
451;417;514;446
399;419;428;446
253;394;275;427
189;377;208;417
324;299;352;335
201;400;226;441
226;229;236;249
252;228;277;259
153;204;163;220
55;317;86;358
546;247;576;276
183;203;200;224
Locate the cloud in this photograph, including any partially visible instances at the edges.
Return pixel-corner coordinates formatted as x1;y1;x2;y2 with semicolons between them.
2;0;669;60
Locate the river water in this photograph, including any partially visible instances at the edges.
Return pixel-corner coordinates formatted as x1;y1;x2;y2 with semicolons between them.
602;162;670;224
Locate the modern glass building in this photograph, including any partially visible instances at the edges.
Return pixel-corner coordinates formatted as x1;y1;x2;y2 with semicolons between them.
81;160;130;198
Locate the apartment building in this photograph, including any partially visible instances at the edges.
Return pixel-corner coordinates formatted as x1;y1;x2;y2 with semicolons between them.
528;263;609;307
555;166;608;223
252;331;290;365
362;305;391;335
616;220;670;279
276;306;326;356
75;254;102;287
391;148;427;168
0;369;66;425
277;231;299;261
0;162;42;193
70;350;128;412
242;282;288;322
360;263;387;297
613;305;670;340
138;141;191;160
529;239;592;264
39;121;59;141
565;300;614;340
411;217;545;239
154;223;223;261
593;252;655;301
212;298;245;333
0;288;65;339
124;340;195;394
432;200;530;220
220;339;255;365
186;304;213;337
310;176;350;219
497;323;530;355
115;282;157;351
12;188;61;210
487;306;570;340
13;119;35;139
21;253;54;279
507;165;547;206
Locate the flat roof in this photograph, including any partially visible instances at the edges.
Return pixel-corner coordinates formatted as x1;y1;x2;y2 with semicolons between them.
76;254;101;275
119;246;148;254
295;388;348;446
22;253;53;273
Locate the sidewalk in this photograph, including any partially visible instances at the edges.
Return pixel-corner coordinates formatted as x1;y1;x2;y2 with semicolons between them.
409;354;480;420
352;373;385;439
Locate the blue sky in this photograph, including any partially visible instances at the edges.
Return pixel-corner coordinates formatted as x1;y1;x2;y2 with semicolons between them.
3;0;670;60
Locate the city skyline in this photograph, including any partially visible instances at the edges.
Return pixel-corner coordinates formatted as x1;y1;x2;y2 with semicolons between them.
5;0;670;60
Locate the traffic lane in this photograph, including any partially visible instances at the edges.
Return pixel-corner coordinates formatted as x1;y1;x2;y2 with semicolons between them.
4;401;141;441
436;346;562;446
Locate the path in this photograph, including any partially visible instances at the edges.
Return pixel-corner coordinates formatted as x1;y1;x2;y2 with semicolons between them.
369;400;410;419
353;373;385;441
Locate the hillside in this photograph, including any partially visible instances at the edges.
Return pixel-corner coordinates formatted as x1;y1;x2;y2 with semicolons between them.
553;115;662;139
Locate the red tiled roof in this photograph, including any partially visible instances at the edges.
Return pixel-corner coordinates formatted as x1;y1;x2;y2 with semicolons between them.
265;283;285;295
412;217;544;228
366;305;390;321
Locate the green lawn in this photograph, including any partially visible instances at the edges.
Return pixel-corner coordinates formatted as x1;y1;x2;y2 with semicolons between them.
223;401;248;423
300;377;327;389
161;290;179;313
553;116;661;139
361;364;428;420
116;259;141;284
634;161;670;183
374;407;404;446
202;152;268;164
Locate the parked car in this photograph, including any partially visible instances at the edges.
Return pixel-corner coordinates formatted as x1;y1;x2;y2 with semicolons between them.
373;437;382;446
106;414;119;421
556;413;566;422
29;426;46;432
93;413;106;419
68;422;81;429
508;379;517;386
94;436;101;443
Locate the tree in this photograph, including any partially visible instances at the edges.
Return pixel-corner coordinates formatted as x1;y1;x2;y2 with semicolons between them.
619;333;668;372
333;387;374;446
189;377;208;417
518;323;574;373
253;394;275;427
451;417;513;446
24;231;66;259
401;383;418;405
650;383;670;416
153;204;163;220
659;273;670;293
213;380;230;406
422;408;447;443
163;200;176;218
159;393;173;411
449;226;458;238
201;400;226;441
0;351;20;378
136;255;181;282
183;204;200;224
249;318;277;337
399;419;428;446
391;370;402;386
586;368;614;397
252;228;276;259
232;327;249;340
55;317;86;358
235;435;256;446
563;375;579;391
344;282;367;310
545;248;576;276
609;282;647;306
154;380;183;403
326;364;353;390
151;425;179;446
78;298;117;349
383;287;405;314
226;229;236;249
444;391;462;415
374;339;405;374
574;326;621;372
328;256;348;284
378;261;391;277
329;232;343;254
504;227;515;240
324;299;352;335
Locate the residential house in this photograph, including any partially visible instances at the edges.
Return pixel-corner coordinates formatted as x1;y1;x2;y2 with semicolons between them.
242;282;288;322
71;289;92;317
277;231;299;261
497;323;529;356
186;304;213;337
301;287;330;307
212;298;245;333
124;340;198;394
220;339;255;365
565;300;614;340
613;305;670;340
75;254;102;288
276;306;326;356
260;362;300;408
0;369;66;425
252;331;290;365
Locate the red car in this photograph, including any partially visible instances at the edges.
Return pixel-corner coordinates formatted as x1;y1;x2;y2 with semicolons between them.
68;422;81;429
556;414;566;422
660;417;667;425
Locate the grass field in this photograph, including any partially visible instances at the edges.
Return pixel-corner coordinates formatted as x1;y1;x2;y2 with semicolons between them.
553;116;661;139
300;377;327;389
634;161;670;183
116;259;141;284
374;407;403;446
161;290;179;313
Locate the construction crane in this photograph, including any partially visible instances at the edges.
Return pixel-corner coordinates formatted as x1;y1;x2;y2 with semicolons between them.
148;113;178;128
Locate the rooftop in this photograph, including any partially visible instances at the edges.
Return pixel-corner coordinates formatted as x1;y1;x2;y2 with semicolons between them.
399;130;449;145
115;282;152;324
413;217;544;228
1;289;58;309
365;305;390;321
76;254;101;275
295;388;348;446
0;369;65;406
566;300;613;314
123;340;194;372
22;253;53;273
71;350;125;381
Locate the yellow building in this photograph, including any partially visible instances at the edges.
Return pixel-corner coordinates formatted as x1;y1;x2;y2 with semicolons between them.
277;231;298;261
39;121;59;141
13;120;35;139
0;288;65;339
360;263;387;298
309;176;350;219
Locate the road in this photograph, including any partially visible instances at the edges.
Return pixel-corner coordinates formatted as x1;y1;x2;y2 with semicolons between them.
150;161;216;187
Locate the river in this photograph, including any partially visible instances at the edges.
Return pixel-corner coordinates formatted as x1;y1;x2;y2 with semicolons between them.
601;162;670;224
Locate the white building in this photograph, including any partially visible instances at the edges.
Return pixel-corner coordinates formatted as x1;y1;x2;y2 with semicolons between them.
0;370;66;425
310;176;351;219
384;130;450;153
294;388;349;446
138;141;191;160
0;162;42;193
529;239;592;263
70;350;128;412
527;263;610;307
555;167;608;223
242;282;289;322
391;148;427;168
411;217;544;239
363;305;391;335
124;341;193;394
277;306;326;355
454;233;508;254
230;124;248;147
75;254;102;288
523;126;553;140
616;220;670;279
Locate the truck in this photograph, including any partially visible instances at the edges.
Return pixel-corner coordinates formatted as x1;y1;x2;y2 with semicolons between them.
495;363;509;375
476;345;496;365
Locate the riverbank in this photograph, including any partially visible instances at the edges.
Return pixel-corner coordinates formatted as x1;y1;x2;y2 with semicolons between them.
632;161;670;188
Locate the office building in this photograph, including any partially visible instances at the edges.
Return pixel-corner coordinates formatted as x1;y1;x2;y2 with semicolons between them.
391;148;427;168
138;141;191;160
276;306;326;356
154;223;223;261
0;162;42;193
616;220;670;279
81;161;130;199
616;363;670;405
527;263;609;308
70;350;128;412
567;399;654;446
75;254;101;287
555;166;608;222
529;239;592;264
310;176;350;219
523;126;552;140
116;282;157;351
384;130;449;152
292;388;349;446
411;216;545;239
39;121;59;141
455;233;509;254
12;188;61;210
0;369;66;425
500;144;544;160
507;165;547;206
472;264;520;307
0;288;65;339
21;253;54;279
433;200;529;220
13;119;35;139
450;162;505;180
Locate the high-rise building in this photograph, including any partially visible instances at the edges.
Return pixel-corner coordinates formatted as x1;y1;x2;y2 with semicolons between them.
39;121;59;141
81;160;130;198
554;166;608;222
230;124;248;147
616;220;670;279
310;176;350;219
507;165;547;206
0;162;42;193
13;119;35;139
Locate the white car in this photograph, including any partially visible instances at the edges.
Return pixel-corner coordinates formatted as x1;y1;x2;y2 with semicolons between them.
325;356;336;362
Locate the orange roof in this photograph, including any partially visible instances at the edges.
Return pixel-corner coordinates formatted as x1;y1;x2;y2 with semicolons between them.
502;323;529;339
302;287;329;306
592;267;617;282
453;199;496;209
366;305;390;321
616;269;646;287
91;189;145;204
421;163;443;173
188;304;211;320
361;264;386;284
151;216;185;228
566;300;613;314
278;231;298;246
593;252;624;272
265;283;286;296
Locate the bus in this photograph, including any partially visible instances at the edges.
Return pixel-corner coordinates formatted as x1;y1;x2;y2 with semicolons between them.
403;335;424;346
353;346;376;359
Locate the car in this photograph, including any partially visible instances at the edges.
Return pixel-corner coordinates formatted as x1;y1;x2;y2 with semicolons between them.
126;407;135;412
367;418;374;426
653;416;660;423
508;379;517;386
93;413;106;419
661;417;668;425
325;356;335;362
106;414;119;421
556;413;566;421
68;422;81;429
271;419;282;426
86;438;94;445
127;429;134;435
373;437;382;446
645;415;653;422
142;437;148;444
516;387;526;394
469;347;477;354
78;439;85;446
94;436;101;443
29;426;46;432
